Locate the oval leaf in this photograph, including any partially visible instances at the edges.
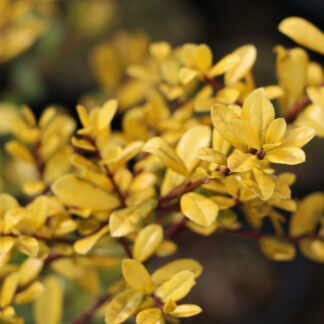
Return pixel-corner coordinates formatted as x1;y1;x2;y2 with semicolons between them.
181;192;218;226
134;224;163;262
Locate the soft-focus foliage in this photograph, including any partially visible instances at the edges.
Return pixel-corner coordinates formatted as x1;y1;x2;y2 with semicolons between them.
0;10;323;324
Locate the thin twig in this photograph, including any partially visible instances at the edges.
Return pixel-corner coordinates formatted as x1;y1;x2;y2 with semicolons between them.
203;74;223;90
158;177;209;207
119;237;133;258
174;98;184;109
150;293;163;311
165;217;187;239
284;80;324;123
70;293;111;324
34;140;44;181
44;252;64;266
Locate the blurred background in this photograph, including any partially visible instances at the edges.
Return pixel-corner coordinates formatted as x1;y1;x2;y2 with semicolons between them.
0;0;324;323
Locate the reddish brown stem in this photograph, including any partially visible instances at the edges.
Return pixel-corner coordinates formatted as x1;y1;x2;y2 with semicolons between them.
70;293;111;324
174;98;184;109
165;217;187;239
284;96;311;124
158;204;181;212
103;164;127;207
34;140;44;181
158;177;209;207
284;80;324;123
203;74;223;90
119;237;133;258
150;293;163;311
44;252;64;266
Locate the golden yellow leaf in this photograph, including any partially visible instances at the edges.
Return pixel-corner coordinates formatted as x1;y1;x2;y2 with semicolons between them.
71;137;96;151
241;88;275;139
307;86;324;109
194;44;212;72
269;198;297;212
33;275;63;324
176;126;211;173
169;304;202;318
211;104;246;151
105;289;143;324
21;105;36;127
0;271;20;307
279;17;324;55
17;236;39;257
136;308;165;324
266;147;305;165
290;192;324;237
185;221;218;236
143;137;188;176
215;87;240;104
307;62;324;86
127;65;160;83
299;239;324;263
265;118;287;144
19;258;43;286
212;129;231;155
163;300;177;314
161;126;211;195
275;46;309;113
281;126;316;148
179;67;198;85
29;196;48;230
156;240;178;257
110;200;157;237
152;259;203;285
227;150;257;172
296;104;324;137
252;168;275;200
76;104;88;127
74;225;109;255
155;270;195;303
122;259;153;294
51;174;120;211
22;181;46;196
260;237;296;261
225;45;257;85
113;141;144;165
15;281;44;305
0;194;18;218
264;85;284;100
134;224;163;262
149;41;171;61
5;140;35;164
181;192;218;226
229;119;260;148
44;146;73;183
98;99;118;130
160;58;179;85
209;53;240;77
0;237;15;254
196;148;227;165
